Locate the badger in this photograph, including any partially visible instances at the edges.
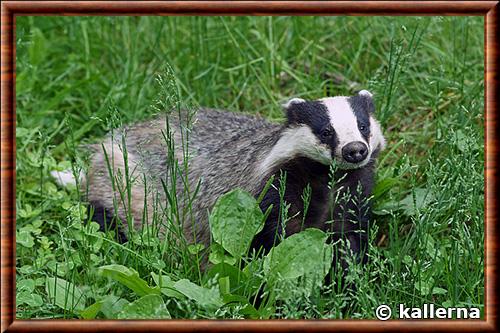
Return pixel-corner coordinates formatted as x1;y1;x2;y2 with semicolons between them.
53;90;385;270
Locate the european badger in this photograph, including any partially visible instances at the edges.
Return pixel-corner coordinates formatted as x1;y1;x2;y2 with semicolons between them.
53;90;385;268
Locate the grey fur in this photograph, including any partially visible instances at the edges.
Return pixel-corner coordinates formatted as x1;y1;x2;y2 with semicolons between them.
85;108;283;245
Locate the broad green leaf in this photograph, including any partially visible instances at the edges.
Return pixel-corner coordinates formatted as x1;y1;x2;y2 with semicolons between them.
222;294;260;319
414;277;435;296
80;301;103;319
98;264;160;296
16;230;34;248
17;278;35;293
34;277;45;286
219;276;230;295
18;204;42;219
46;277;86;312
373;200;401;215
432;287;448;295
206;262;258;296
20;222;42;236
47;260;74;277
208;243;237;265
399;188;436;216
264;228;331;283
151;272;185;299
100;295;129;319
424;235;437;258
173;279;223;310
17;291;43;307
209;189;265;258
188;243;205;255
117;294;171;319
16;127;30;138
372;177;400;200
17;265;35;275
454;129;479;152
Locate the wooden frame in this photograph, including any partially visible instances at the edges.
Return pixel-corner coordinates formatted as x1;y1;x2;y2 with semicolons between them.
1;1;497;332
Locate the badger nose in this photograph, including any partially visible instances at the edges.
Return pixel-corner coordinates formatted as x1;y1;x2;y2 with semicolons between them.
342;141;368;163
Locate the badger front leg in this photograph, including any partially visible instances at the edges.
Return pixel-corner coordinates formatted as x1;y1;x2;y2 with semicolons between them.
327;176;373;285
249;172;310;255
329;218;370;272
333;166;373;252
249;186;285;255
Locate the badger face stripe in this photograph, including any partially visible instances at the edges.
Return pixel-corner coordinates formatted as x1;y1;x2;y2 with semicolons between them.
369;116;386;152
347;95;372;142
259;125;331;173
320;97;369;154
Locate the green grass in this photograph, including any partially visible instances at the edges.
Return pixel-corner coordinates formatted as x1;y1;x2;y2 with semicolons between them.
15;16;484;319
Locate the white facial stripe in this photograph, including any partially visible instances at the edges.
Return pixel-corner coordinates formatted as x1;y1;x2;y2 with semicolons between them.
320;97;367;155
369;117;386;151
259;125;331;173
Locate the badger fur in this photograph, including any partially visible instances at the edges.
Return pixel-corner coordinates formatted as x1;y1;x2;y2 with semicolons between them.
53;90;385;269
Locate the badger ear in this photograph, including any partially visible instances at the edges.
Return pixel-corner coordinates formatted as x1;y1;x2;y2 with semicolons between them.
282;97;305;109
356;90;375;113
282;97;306;124
358;90;373;98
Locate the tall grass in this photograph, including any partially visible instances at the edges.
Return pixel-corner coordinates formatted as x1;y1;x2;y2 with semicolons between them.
15;16;484;319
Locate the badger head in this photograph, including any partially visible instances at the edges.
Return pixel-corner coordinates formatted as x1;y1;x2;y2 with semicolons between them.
262;90;385;171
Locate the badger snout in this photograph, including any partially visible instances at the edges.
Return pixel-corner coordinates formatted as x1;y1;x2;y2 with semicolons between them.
342;141;368;164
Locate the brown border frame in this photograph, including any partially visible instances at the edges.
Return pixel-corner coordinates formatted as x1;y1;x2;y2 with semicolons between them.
1;1;498;332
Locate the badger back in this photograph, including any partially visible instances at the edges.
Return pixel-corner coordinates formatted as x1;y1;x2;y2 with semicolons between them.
84;108;282;245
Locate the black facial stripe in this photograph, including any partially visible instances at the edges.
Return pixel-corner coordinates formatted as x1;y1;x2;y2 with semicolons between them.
286;101;329;134
286;100;339;152
347;95;372;142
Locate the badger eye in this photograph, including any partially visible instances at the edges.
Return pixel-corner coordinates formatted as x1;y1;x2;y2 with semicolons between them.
359;124;367;132
320;129;332;140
